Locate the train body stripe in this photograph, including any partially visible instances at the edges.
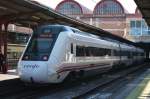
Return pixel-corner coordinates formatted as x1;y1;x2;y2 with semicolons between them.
57;63;111;73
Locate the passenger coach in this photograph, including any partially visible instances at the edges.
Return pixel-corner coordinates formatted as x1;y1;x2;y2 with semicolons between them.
18;25;145;83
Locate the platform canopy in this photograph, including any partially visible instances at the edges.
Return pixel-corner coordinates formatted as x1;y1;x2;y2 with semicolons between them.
134;0;150;26
0;0;136;46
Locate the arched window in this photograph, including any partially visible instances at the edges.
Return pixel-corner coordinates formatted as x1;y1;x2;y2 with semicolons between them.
56;1;83;15
94;0;124;15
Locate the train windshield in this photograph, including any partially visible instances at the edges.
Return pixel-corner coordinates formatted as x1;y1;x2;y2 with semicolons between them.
23;25;66;61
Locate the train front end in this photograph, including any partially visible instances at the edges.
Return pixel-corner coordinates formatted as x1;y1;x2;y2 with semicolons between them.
18;61;50;83
18;25;65;83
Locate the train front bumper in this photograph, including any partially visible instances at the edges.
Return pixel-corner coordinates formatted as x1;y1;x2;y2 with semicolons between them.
18;61;50;84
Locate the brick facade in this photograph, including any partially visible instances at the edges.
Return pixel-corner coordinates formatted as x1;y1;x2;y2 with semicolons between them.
55;0;150;42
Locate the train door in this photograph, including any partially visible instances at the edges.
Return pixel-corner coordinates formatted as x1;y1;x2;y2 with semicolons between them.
118;43;122;64
70;43;76;62
66;43;76;63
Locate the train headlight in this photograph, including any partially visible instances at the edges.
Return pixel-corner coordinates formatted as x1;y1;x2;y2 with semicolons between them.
23;55;29;60
42;55;48;61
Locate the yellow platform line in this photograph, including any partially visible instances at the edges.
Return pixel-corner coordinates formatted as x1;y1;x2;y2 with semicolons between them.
139;75;150;99
126;73;150;99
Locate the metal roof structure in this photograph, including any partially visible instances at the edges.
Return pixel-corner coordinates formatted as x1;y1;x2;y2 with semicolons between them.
133;0;150;60
134;0;150;26
0;0;137;46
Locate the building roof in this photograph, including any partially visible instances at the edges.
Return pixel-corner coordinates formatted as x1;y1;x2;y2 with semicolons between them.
55;0;131;16
55;0;92;15
0;0;139;46
94;0;125;15
134;0;150;26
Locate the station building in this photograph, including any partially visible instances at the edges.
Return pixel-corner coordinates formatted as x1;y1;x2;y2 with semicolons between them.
55;0;150;42
2;0;150;69
126;8;150;42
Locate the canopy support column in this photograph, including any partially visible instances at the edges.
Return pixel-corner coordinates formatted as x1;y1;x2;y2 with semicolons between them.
3;23;9;73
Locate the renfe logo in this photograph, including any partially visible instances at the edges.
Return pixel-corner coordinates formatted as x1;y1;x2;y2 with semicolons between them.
23;64;39;69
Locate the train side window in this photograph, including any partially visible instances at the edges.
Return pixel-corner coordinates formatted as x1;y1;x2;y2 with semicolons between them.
71;43;73;54
72;30;76;33
85;47;90;56
72;29;79;34
76;46;81;56
76;45;112;57
114;50;121;56
105;49;111;56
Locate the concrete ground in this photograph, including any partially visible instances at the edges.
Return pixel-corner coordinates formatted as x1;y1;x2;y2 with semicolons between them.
0;69;19;81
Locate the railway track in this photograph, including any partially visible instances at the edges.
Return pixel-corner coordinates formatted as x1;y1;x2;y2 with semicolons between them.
0;63;148;99
36;63;149;99
0;77;83;98
72;63;149;99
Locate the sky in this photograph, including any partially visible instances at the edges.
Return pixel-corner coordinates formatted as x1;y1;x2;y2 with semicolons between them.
34;0;137;13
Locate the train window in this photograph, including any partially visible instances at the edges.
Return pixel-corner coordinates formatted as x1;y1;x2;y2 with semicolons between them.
85;47;90;56
121;50;128;56
93;47;99;56
76;45;111;57
97;48;104;56
72;29;76;33
76;46;84;56
113;50;120;56
71;43;73;54
72;29;92;37
105;49;111;56
127;52;132;59
141;53;144;56
23;26;66;61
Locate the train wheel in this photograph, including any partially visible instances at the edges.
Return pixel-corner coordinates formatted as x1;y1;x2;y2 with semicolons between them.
64;71;76;82
65;70;85;82
74;70;85;80
78;70;84;77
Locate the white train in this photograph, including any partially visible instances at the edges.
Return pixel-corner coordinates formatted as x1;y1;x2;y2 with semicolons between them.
17;25;145;83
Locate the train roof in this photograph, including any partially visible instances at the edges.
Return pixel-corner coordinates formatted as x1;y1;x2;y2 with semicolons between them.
32;24;145;52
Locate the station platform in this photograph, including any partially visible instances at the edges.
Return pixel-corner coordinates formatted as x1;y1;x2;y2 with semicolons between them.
126;69;150;99
0;69;19;81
